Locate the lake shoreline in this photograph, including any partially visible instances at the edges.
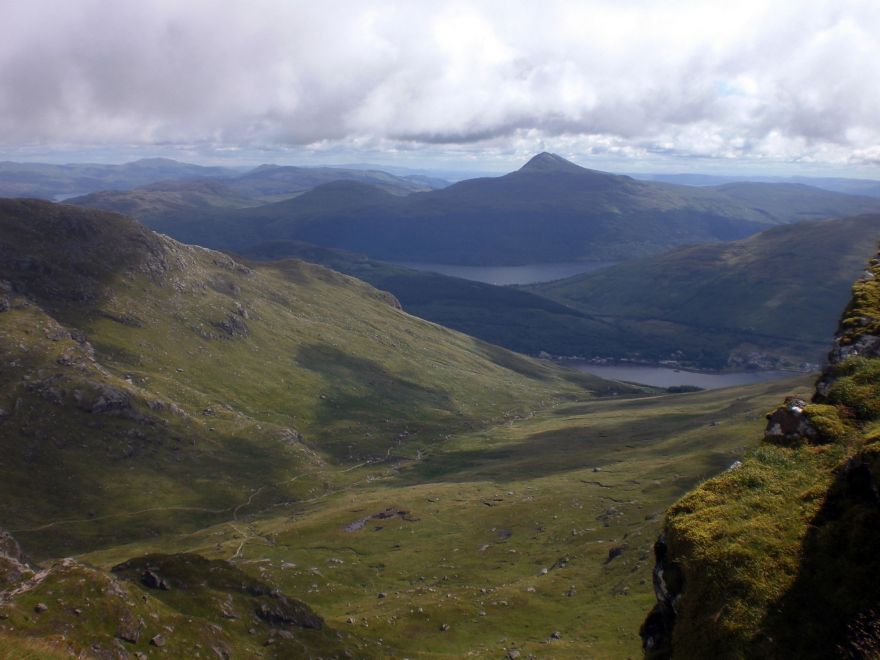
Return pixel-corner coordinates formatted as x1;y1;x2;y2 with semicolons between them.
385;260;617;285
552;357;813;376
554;359;811;390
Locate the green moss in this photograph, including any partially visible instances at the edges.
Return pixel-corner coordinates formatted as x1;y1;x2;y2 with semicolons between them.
803;404;850;442
662;445;844;658
826;358;880;421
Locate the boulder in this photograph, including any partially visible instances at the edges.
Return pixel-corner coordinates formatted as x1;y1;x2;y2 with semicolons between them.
140;569;171;591
764;397;817;444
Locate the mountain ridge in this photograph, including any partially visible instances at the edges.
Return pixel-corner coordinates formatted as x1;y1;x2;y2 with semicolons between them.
73;153;880;266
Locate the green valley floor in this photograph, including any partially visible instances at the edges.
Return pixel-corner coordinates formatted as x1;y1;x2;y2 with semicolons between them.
1;375;811;659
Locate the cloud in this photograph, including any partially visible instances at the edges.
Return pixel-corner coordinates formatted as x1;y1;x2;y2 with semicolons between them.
1;0;879;168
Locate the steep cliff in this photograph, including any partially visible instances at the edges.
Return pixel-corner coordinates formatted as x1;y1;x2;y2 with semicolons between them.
641;248;880;659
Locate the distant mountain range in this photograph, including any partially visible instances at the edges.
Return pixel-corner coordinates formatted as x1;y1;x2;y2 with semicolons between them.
0;158;449;203
0;157;241;199
70;152;880;265
68;165;447;223
15;152;880;369
635;172;880;198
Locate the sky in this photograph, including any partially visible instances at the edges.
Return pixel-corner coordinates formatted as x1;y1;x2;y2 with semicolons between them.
1;0;879;176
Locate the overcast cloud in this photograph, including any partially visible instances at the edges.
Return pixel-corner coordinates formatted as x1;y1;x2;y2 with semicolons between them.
1;0;878;173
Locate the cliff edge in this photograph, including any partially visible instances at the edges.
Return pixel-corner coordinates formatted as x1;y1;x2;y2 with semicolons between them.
641;248;880;659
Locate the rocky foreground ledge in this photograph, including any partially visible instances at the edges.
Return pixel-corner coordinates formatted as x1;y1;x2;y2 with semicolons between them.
640;248;880;659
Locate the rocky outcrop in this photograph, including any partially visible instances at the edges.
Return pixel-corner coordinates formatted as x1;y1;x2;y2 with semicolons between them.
212;310;250;338
640;534;684;657
0;529;33;592
764;396;818;444
80;383;132;414
815;251;880;401
113;553;326;632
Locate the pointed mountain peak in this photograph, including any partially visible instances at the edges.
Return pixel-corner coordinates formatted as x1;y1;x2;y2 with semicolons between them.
518;152;585;174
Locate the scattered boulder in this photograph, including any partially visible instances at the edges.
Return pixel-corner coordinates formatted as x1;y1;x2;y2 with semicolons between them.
0;529;26;562
140;569;171;591
116;615;144;643
764;397;817;444
0;530;33;591
605;545;626;564
256;599;323;630
80;383;132;414
218;595;238;619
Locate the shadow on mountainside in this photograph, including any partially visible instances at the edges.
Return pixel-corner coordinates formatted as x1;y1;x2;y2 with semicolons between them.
0;199;169;326
749;450;880;659
295;343;456;446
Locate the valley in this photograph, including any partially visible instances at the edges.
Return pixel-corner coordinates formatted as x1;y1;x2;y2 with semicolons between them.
0;156;878;658
1;286;808;657
4;4;880;657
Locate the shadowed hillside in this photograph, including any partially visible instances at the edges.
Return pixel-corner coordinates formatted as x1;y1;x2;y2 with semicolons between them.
534;214;880;367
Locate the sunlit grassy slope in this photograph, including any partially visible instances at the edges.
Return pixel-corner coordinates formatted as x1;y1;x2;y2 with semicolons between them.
0;199;623;558
70;376;807;658
0;197;824;658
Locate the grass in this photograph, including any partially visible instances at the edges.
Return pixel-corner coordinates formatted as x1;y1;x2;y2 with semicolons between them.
662;444;843;658
0;198;849;657
0;200;626;558
0;555;373;658
72;376;807;658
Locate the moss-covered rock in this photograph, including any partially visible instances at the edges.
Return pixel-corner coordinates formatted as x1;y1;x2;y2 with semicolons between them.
643;246;880;658
802;404;850;443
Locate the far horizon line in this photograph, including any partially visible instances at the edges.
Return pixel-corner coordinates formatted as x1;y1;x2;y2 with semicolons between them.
2;149;880;182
